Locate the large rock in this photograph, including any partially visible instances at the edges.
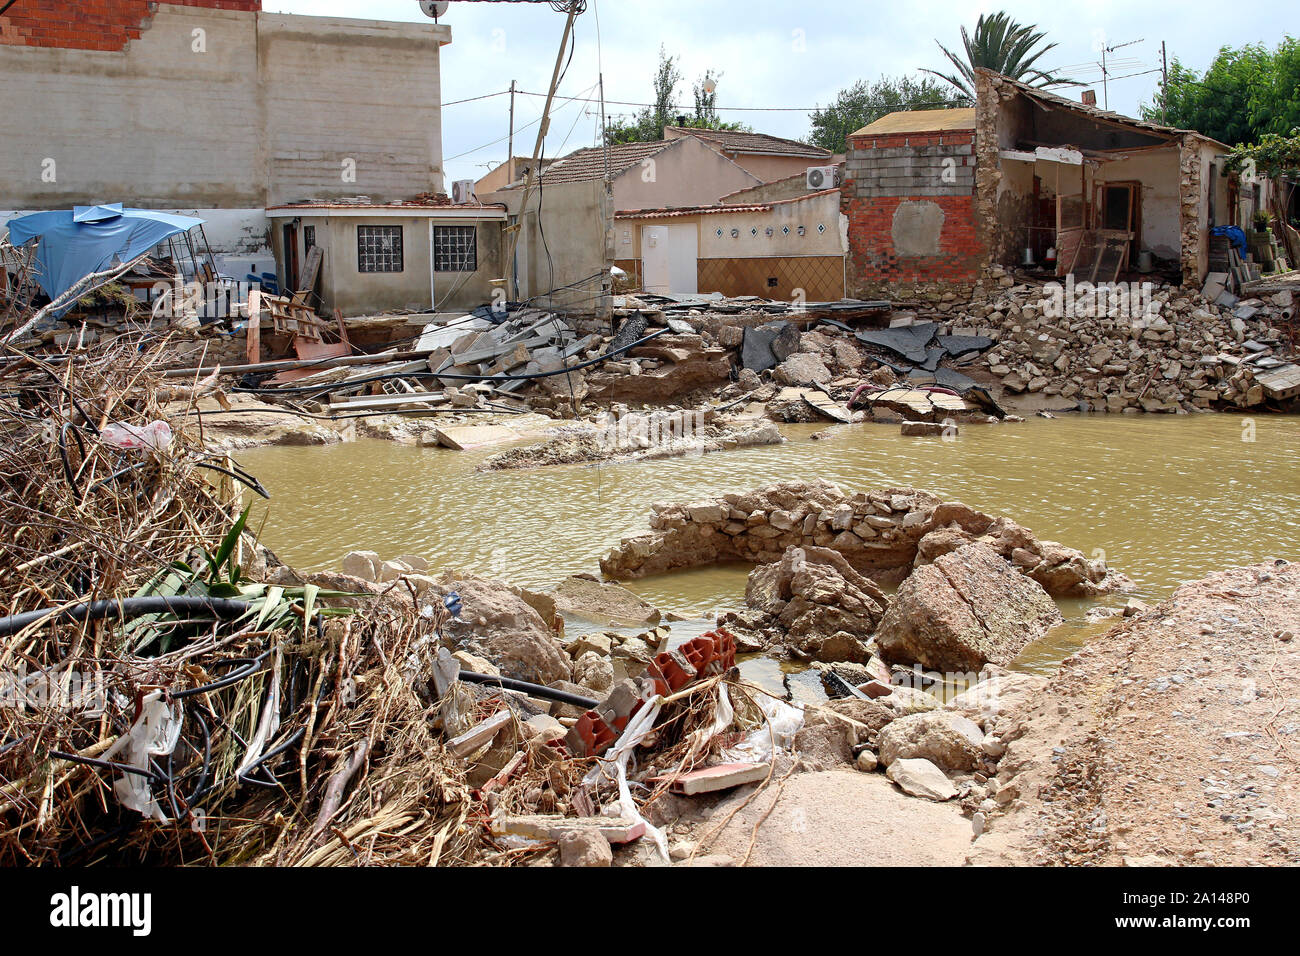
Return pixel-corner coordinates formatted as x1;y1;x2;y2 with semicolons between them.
551;575;661;627
431;574;571;685
946;664;1049;729
886;758;957;801
876;711;985;773
875;543;1064;672
743;545;888;662
775;352;833;387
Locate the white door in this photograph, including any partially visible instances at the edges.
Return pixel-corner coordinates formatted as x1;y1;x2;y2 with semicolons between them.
641;223;697;294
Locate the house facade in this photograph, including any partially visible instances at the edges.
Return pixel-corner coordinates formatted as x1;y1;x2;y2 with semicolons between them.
841;69;1238;295
485;137;764;312
265;203;506;317
613;189;846;301
0;1;451;285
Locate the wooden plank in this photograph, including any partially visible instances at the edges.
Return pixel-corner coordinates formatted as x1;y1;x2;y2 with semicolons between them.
297;245;322;295
328;390;448;412
246;289;261;365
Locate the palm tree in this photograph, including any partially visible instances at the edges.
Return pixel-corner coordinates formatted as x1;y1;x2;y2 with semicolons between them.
923;12;1080;100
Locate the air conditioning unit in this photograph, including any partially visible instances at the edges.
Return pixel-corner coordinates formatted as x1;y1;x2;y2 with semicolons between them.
451;179;477;205
805;165;840;190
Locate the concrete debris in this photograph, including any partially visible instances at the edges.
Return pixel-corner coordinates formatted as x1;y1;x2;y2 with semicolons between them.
886;757;958;801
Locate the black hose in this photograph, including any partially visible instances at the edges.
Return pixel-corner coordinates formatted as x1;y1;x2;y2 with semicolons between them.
0;596;252;638
459;670;598;710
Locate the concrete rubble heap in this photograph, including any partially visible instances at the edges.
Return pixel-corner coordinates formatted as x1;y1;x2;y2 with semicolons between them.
932;266;1297;413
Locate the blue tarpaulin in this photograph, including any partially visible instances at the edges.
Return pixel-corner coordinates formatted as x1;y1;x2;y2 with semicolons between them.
6;205;203;312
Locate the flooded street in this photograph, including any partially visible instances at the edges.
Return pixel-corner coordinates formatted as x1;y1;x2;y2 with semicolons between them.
237;414;1300;673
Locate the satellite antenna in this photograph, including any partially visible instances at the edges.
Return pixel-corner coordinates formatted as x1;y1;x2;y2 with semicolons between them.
418;1;451;21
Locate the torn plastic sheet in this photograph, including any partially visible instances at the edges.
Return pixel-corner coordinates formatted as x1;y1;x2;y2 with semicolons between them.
101;690;183;823
582;695;669;862
100;420;172;452
724;693;804;764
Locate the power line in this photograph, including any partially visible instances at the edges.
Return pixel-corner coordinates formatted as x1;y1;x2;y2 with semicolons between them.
445;85;972;114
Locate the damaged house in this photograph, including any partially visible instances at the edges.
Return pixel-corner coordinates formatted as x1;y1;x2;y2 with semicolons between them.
489;129;844;307
842;67;1248;295
1;1;473;311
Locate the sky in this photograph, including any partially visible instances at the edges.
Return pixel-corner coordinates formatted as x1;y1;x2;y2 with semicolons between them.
265;0;1296;186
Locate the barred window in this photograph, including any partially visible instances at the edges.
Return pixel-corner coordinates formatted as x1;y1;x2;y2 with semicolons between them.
433;225;477;272
303;225;315;250
357;225;403;273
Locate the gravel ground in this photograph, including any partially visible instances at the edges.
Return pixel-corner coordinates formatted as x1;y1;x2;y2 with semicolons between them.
974;561;1300;866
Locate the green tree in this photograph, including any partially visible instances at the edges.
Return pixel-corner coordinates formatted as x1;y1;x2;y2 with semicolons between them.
924;11;1079;99
807;75;965;153
1142;44;1272;144
605;49;749;143
1141;39;1300;146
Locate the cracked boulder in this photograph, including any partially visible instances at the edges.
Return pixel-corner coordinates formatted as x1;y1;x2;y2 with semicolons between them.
740;545;889;663
874;542;1063;672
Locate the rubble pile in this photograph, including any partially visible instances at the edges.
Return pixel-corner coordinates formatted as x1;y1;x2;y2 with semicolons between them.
932;266;1298;412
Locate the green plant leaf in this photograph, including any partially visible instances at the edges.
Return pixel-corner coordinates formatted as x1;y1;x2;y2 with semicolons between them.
213;506;250;583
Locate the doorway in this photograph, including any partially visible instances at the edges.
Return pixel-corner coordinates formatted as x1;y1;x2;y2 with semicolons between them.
282;223;299;294
640;223;698;294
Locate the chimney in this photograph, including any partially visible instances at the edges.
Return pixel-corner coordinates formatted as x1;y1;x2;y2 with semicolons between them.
1081;90;1097;107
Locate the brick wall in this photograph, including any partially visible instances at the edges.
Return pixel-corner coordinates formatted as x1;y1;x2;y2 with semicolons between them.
841;128;986;292
0;1;260;52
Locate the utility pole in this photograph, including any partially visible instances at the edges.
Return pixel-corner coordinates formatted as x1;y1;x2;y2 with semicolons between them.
503;0;580;301
507;79;516;184
1160;41;1168;123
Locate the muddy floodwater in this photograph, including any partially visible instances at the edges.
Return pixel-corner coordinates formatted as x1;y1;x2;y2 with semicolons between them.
237;415;1299;675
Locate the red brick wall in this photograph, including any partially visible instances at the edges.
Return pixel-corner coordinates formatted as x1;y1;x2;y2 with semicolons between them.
844;194;983;285
0;1;260;52
841;129;985;289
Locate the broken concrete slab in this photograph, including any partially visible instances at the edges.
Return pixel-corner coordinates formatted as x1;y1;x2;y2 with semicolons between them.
551;575;661;627
653;762;769;795
491;813;646;844
433;423;519;450
855;321;939;364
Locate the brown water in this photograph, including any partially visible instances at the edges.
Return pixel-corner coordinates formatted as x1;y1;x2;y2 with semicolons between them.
235;414;1299;673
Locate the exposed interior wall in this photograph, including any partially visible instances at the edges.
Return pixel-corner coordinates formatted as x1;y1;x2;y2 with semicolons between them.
1096;149;1182;259
981;72;1197;279
611;138;760;211
842;120;981;293
0;5;449;253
